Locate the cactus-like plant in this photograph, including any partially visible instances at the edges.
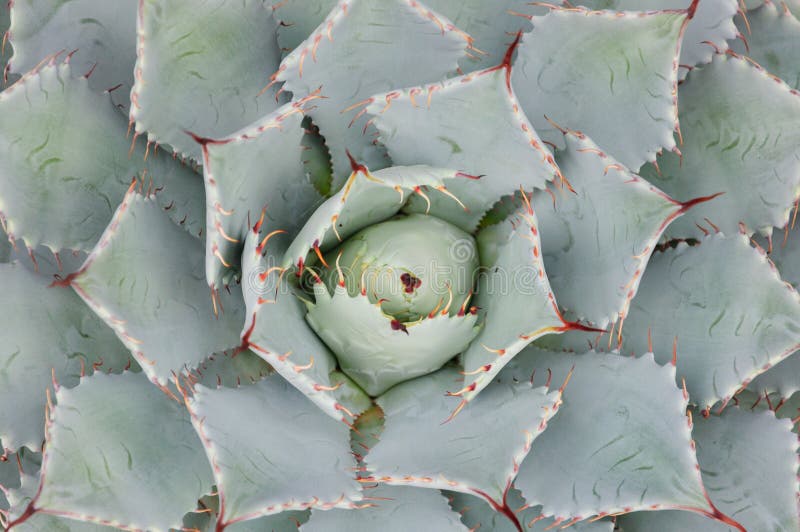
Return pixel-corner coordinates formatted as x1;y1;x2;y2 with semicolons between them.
1;0;799;530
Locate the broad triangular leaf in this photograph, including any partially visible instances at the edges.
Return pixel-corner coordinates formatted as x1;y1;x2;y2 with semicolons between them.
511;5;688;171
640;53;800;238
534;131;700;327
66;188;245;387
731;1;800;90
0;61;204;254
130;0;283;161
618;407;799;531
364;366;563;505
8;0;137;109
509;349;714;522
10;372;214;531
186;376;362;527
301;486;464;531
367;66;561;231
241;221;370;421
0;263;131;452
573;0;738;75
200;99;323;287
621;234;800;410
457;205;575;404
275;0;470;183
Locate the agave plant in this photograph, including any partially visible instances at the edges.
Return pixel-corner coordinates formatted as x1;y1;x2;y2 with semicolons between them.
1;0;799;530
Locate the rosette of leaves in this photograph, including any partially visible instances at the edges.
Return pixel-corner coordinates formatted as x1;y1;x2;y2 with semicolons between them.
1;0;799;531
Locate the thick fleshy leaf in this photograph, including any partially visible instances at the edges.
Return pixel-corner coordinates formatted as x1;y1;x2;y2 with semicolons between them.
0;263;131;452
275;0;337;53
188;349;273;389
306;282;479;396
9;372;214;531
640;53;800;238
0;226;10;263
508;349;715;523
7;0;137;109
9;515;116;532
446;487;614;532
620;234;800;411
275;0;469;183
302;486;464;531
747;351;800;399
364;366;563;505
366;66;561;231
0;4;15;85
0;445;41;524
0;60;204;254
186;376;362;527
618;407;799;531
130;0;282;161
535;131;700;327
242;222;370;421
200;98;323;287
65;188;245;387
178;494;311;532
283;164;470;269
731;2;800;90
573;0;737;74
511;5;688;171
457;206;576;404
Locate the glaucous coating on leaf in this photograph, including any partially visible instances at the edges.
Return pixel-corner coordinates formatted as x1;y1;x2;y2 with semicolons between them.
321;213;479;322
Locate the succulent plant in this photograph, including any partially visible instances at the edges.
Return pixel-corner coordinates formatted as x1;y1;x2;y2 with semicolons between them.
1;0;799;530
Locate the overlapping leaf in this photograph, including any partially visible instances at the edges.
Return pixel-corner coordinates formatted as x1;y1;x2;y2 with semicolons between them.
367;65;561;231
0;61;204;254
200;99;323;287
7;0;137;108
621;233;800;410
66;188;245;387
186;376;362;527
130;0;283;161
640;53;800;237
512;5;688;171
364;366;563;505
241;221;370;421
618;407;799;531
506;349;715;523
534;131;705;327
275;0;470;183
0;263;131;452
8;372;214;531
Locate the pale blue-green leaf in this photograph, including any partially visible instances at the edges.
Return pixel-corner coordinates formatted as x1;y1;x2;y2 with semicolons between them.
69;190;245;387
283;164;467;269
276;0;469;185
572;0;738;74
618;407;799;531
189;349;273;389
620;234;800;410
306;282;479;396
535;131;685;327
446;486;614;532
365;366;563;503
0;61;204;253
367;68;561;232
9;514;117;532
202;100;323;288
0;263;132;452
28;372;214;531
187;376;361;526
242;223;370;420
747;350;800;398
130;0;283;161
8;0;137;109
731;1;800;89
459;206;567;403
509;349;711;521
179;493;311;532
639;53;800;238
302;116;334;197
512;7;686;171
302;486;464;531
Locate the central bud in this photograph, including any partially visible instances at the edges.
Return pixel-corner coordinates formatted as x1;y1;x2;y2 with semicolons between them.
305;213;482;396
322;214;479;322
